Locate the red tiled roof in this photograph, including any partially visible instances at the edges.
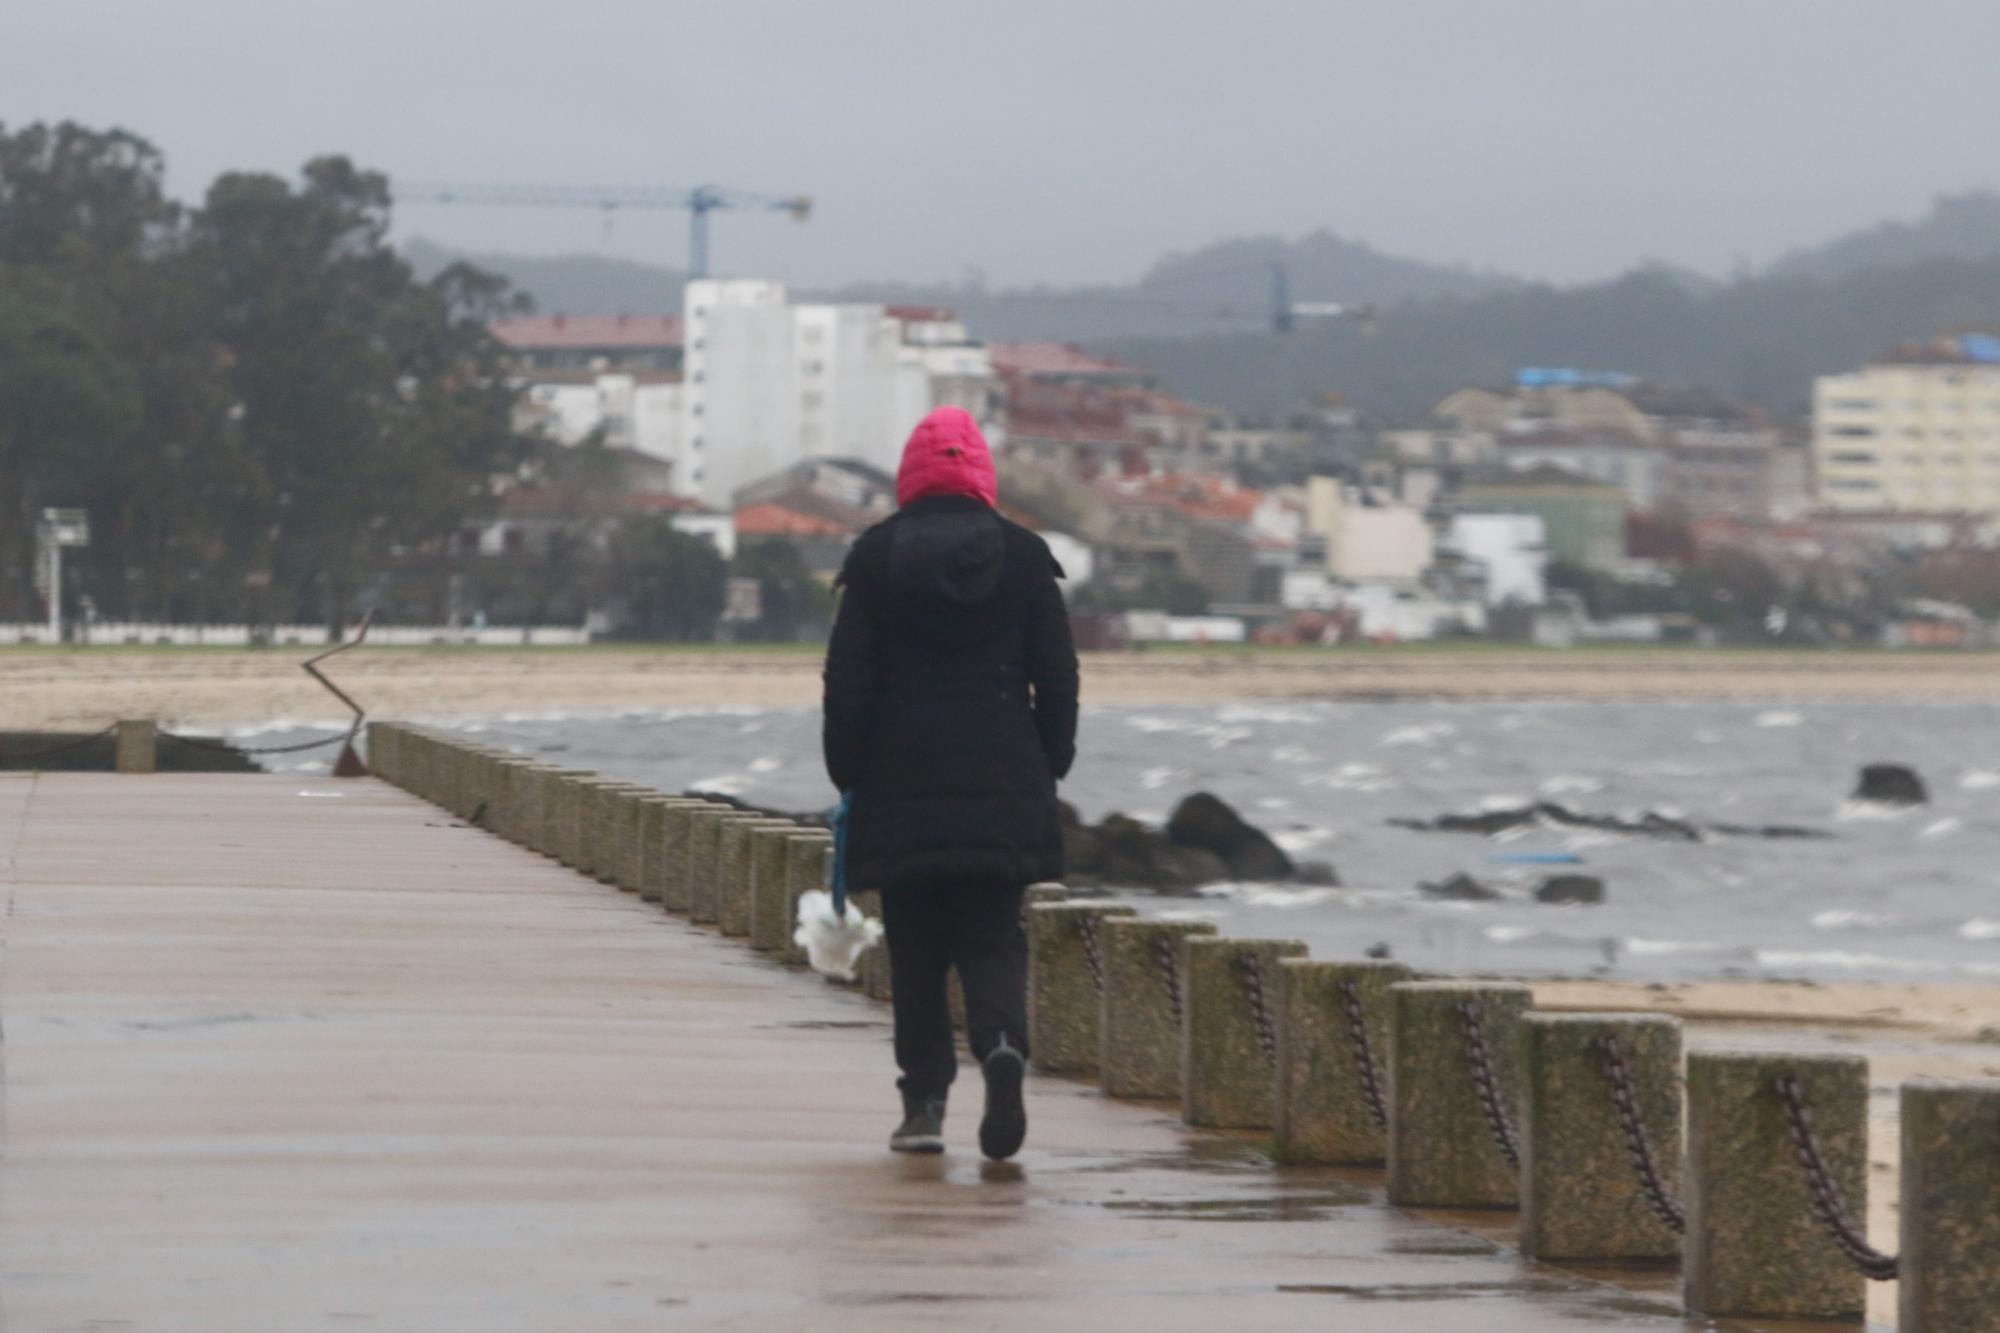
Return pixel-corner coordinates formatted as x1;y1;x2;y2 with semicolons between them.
886;305;958;323
733;503;855;539
492;314;684;350
991;341;1148;379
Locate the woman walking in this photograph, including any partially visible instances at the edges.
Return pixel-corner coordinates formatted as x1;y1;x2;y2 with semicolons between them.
822;406;1079;1160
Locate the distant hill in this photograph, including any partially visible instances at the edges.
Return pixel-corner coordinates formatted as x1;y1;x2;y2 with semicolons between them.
407;201;2000;423
1107;254;2000;420
403;237;686;313
403;228;1516;339
1767;191;2000;282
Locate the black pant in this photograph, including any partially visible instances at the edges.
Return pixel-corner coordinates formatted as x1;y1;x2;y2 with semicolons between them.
880;881;1029;1099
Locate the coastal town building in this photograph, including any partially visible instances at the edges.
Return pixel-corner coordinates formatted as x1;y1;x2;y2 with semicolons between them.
1812;334;2000;515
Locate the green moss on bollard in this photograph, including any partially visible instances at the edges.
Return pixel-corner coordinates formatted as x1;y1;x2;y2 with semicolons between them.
1386;980;1531;1209
1274;958;1411;1164
718;818;794;937
748;825;804;951
1683;1051;1868;1321
1519;1013;1681;1262
685;808;734;925
660;802;712;915
1027;903;1137;1075
1099;918;1216;1099
1901;1078;2000;1332
1181;937;1308;1129
638;798;706;903
852;890;886;995
773;831;833;961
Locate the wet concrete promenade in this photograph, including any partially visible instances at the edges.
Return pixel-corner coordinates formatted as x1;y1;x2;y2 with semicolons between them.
0;774;1712;1330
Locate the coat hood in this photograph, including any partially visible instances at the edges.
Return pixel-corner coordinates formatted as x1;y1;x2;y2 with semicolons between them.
888;496;1005;609
895;407;997;509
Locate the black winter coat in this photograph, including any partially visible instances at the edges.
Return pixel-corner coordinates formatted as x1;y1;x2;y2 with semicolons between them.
822;494;1079;891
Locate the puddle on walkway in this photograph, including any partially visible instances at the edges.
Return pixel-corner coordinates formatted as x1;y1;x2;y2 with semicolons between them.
1104;1186;1369;1222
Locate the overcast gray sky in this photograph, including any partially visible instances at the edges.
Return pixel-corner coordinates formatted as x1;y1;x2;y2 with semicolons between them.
5;0;1998;289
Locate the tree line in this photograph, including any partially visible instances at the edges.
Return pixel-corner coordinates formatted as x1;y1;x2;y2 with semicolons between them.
0;120;826;642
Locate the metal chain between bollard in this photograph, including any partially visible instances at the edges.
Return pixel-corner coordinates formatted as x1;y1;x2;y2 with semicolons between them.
1338;980;1390;1132
1456;997;1520;1170
1239;951;1278;1067
0;723;118;766
1773;1072;1900;1281
1076;913;1106;999
1152;932;1185;1029
161;731;347;756
1593;1035;1685;1234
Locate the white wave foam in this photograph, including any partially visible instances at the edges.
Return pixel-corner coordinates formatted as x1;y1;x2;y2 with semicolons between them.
1921;817;1963;839
1139;766;1183;791
748;757;781;774
1379;722;1456;748
1540;775;1604;797
1960;918;2000;941
1755;710;1805;728
1273;828;1328;854
1961;770;2000;790
1483;925;1539;943
689;775;749;796
1837;799;1914;822
1479;793;1531;811
1217;703;1323;725
1811;909;1899;931
1624;937;1732;956
1270;745;1314;764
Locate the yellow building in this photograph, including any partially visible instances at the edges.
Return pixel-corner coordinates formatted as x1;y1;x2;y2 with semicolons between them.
1814;336;2000;514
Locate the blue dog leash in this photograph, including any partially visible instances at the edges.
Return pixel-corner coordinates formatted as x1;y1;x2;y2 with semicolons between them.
830;790;852;914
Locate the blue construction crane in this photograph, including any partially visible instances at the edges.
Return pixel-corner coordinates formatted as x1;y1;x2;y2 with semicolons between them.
392;180;813;280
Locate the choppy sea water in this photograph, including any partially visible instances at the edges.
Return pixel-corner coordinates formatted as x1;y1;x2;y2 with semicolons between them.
274;700;2000;984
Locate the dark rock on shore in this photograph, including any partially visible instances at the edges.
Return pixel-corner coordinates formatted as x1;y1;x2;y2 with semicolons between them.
1166;792;1296;882
1535;873;1605;905
1420;872;1500;901
1061;793;1328;892
1853;763;1928;806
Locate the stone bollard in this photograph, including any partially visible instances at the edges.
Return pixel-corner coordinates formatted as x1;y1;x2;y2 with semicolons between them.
551;772;593;868
765;829;832;957
1901;1078;2000;1331
1098;918;1217;1099
1181;937;1309;1129
638;797;706;903
403;728;433;801
692;811;777;927
719;818;797;937
1274;958;1412;1164
512;763;560;852
1682;1051;1869;1321
365;722;398;785
748;824;809;952
659;801;714;915
114;719;157;774
852;889;888;995
586;781;646;885
1386;981;1532;1209
1026;903;1138;1075
1519;1013;1682;1262
607;785;655;890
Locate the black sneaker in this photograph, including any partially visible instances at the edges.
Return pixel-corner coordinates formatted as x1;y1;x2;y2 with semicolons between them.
889;1093;946;1154
978;1035;1027;1161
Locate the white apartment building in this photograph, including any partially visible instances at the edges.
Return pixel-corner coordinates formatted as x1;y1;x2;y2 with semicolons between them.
519;374;686;461
681;281;1000;509
1815;337;2000;514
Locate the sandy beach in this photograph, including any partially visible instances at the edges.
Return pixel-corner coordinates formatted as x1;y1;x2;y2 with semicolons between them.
9;643;2000;731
